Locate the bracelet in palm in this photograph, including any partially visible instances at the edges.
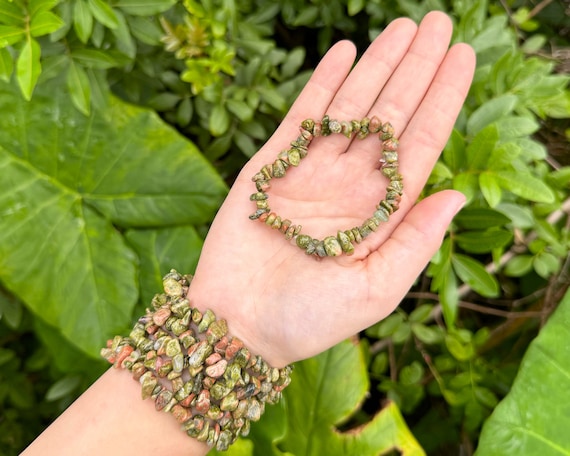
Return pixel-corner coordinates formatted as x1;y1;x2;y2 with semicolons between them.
249;115;403;257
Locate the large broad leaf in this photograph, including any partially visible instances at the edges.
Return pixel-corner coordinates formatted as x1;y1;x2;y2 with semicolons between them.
475;288;570;455
279;340;425;455
0;79;227;228
0;78;227;357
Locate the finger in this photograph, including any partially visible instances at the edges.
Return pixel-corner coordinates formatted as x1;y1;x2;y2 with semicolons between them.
398;42;476;198
366;190;466;319
324;17;418;121
370;11;454;135
350;11;454;167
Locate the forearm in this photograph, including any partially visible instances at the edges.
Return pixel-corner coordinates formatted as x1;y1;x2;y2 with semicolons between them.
21;368;209;456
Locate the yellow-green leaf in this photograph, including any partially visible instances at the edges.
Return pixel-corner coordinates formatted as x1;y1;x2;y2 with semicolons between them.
16;37;41;100
476;289;570;455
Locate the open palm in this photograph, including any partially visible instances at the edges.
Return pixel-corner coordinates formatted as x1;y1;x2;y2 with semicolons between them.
188;12;476;367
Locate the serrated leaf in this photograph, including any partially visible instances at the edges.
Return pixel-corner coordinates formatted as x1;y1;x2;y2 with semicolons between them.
115;0;177;16
29;10;64;36
16;37;41;100
281;340;425;455
0;46;13;81
454;208;510;230
476;289;570;455
467;94;518;136
73;0;93;43
494;170;555;203
87;0;118;29
455;229;513;253
67;60;91;115
451;253;499;297
479;171;502;207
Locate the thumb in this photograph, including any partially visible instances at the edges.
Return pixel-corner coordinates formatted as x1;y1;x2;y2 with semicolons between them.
368;190;465;313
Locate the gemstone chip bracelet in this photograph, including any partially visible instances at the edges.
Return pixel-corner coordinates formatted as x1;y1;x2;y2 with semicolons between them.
249;115;403;257
101;270;292;451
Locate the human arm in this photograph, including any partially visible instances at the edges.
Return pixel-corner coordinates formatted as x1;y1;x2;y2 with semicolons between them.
22;11;475;456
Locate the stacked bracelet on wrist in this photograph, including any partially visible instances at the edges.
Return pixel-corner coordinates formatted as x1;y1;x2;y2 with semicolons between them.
249;115;403;257
101;270;292;451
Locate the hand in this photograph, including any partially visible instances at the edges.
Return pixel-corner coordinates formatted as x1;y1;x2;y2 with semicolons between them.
188;11;476;368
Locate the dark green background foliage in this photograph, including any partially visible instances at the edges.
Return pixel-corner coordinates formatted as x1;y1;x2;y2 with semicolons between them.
0;0;568;454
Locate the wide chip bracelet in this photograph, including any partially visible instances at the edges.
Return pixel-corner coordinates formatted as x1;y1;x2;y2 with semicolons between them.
101;270;292;451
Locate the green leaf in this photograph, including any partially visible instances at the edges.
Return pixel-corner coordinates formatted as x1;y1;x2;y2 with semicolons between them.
124;226;203;307
466;124;499;170
0;289;23;328
494;170;555;203
281;340;425;455
0;0;24;26
16;37;41;100
226;99;253;122
29;10;64;36
45;375;81;401
0;25;25;47
504;255;533;277
0;78;227;354
445;332;475;361
451;253;499;297
453;172;479;204
412;323;442;345
71;49;119;69
443;129;466;172
209;103;230;136
440;267;458;328
0;46;13;81
73;0;93;43
67;60;91;115
467;94;518;136
495;116;539;140
409;304;433;323
347;0;365;15
453;208;510;230
0;151;137;356
476;289;570;455
110;9;136;59
455;229;513;254
115;0;177;16
126;15;163;45
479;171;502;207
87;0;118;29
281;47;305;79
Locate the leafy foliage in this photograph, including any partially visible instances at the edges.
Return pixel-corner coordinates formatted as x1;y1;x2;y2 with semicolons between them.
476;288;570;455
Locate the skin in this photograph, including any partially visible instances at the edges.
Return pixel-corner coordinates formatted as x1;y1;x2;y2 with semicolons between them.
22;11;476;456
